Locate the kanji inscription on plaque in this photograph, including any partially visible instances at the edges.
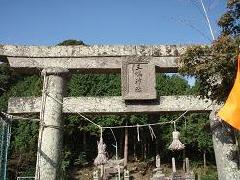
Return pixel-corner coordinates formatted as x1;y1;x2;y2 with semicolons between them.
122;56;157;100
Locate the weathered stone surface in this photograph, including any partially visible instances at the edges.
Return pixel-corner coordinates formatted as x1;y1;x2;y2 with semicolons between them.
210;105;240;180
8;97;41;114
0;44;189;57
35;68;68;180
0;45;191;73
121;56;156;100
8;96;213;114
7;56;178;73
41;67;69;76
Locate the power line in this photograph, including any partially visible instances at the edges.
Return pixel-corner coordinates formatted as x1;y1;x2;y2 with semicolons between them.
199;0;215;40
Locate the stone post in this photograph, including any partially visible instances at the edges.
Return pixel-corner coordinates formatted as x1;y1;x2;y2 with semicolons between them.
150;155;165;180
124;169;130;180
35;67;69;180
93;170;99;180
172;157;176;173
185;158;189;174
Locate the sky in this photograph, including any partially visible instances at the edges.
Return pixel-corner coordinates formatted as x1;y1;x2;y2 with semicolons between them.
0;0;227;85
0;0;226;45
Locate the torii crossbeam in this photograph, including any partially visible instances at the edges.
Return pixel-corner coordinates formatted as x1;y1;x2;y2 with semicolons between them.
0;44;213;180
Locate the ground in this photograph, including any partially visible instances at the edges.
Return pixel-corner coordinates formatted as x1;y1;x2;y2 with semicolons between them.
69;161;218;180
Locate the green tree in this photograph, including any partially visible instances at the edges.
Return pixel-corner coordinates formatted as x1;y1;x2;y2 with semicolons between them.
218;0;239;36
0;74;41;178
180;0;240;103
179;1;240;179
57;39;86;46
0;63;11;95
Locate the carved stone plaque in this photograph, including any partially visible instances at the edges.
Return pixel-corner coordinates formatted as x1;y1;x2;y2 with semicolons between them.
122;56;156;100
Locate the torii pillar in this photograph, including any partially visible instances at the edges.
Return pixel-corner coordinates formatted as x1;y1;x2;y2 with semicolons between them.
0;44;218;179
35;68;69;180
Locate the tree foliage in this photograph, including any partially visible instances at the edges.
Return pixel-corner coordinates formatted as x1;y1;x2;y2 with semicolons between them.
0;63;11;95
57;39;86;46
180;0;240;103
218;0;240;36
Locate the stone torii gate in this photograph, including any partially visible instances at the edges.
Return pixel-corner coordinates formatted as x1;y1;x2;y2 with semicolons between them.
0;44;239;180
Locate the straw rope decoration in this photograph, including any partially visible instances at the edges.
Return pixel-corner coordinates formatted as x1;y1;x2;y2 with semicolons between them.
168;121;185;151
94;128;108;166
3;92;213;164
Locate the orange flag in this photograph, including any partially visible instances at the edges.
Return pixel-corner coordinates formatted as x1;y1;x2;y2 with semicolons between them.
218;55;240;130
